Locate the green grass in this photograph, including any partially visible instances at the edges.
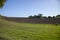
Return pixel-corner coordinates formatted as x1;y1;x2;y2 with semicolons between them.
0;19;60;40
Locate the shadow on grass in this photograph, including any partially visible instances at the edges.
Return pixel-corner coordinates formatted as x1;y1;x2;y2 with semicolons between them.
0;37;9;40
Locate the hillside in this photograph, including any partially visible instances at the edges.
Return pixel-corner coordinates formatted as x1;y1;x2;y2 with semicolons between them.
3;17;60;24
0;18;60;40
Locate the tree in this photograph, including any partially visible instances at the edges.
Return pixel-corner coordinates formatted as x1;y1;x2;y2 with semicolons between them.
28;14;43;18
33;15;37;18
29;15;32;18
38;14;43;18
52;16;55;18
43;16;47;18
48;16;51;18
0;0;6;8
56;15;60;18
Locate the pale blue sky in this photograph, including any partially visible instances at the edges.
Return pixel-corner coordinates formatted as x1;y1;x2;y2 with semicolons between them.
0;0;60;17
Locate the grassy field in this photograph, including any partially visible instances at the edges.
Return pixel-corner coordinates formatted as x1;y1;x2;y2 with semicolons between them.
0;19;60;40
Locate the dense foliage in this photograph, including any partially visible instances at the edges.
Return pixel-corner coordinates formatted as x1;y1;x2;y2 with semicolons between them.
0;0;6;8
29;14;60;18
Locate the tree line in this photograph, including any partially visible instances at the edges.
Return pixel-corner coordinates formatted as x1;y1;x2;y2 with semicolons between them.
28;14;60;18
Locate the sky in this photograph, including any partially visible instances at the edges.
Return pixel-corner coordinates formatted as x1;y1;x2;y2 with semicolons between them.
0;0;60;17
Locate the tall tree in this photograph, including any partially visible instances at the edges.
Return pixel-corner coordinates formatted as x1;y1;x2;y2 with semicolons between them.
48;16;51;18
38;14;43;18
0;0;6;8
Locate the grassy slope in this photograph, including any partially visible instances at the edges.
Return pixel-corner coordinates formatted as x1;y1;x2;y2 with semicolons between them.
0;19;60;40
